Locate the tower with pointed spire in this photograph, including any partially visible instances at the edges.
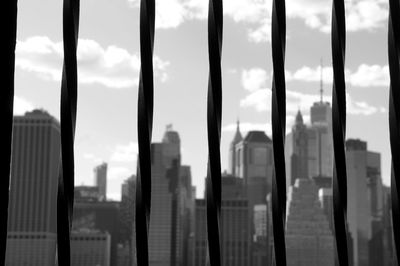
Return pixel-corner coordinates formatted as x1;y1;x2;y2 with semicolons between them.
229;119;243;175
310;58;331;125
285;110;309;188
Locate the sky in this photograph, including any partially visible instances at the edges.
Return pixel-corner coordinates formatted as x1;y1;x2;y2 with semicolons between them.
14;0;391;200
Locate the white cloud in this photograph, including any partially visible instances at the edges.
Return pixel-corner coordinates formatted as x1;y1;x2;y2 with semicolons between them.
128;0;269;41
16;36;169;89
240;89;271;112
110;142;138;163
288;64;389;87
127;0;388;42
13;96;35;115
241;87;385;116
241;68;268;92
349;64;389;87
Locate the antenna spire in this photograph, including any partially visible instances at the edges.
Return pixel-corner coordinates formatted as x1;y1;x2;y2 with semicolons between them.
320;58;324;103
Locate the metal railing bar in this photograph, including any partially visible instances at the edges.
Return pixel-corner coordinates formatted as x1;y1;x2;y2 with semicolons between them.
271;0;287;264
0;0;18;264
57;0;80;264
331;0;349;264
135;0;155;265
388;0;400;262
206;0;223;265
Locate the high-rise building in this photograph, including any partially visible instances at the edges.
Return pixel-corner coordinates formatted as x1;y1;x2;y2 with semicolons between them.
286;110;309;187
285;99;333;190
234;131;274;188
286;178;335;266
310;101;332;125
346;138;384;266
145;125;194;266
307;122;333;179
6;110;60;266
120;175;136;265
94;162;108;201
229;130;274;265
71;230;111;266
229;120;243;175
194;199;251;266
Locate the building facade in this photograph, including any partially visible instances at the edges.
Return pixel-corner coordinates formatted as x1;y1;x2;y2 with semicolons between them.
71;231;111;266
286;178;335;266
285;101;333;190
145;126;195;266
6;110;60;266
346;139;384;266
194;199;250;266
73;201;121;266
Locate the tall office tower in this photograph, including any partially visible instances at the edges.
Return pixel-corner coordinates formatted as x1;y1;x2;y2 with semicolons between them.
94;162;108;200
382;186;398;265
73;201;121;266
346;138;384;266
234;131;274;187
71;230;111;266
286;178;335;266
232;130;273;266
6;110;60;266
285;110;309;187
179;165;196;266
310;100;332;125
194;199;250;266
285;97;333;192
307;122;333;178
229;120;243;174
146;125;194;266
234;131;273;207
120;175;136;264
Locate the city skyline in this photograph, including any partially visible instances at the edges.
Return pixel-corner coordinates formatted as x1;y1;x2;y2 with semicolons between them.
6;108;394;265
14;0;391;200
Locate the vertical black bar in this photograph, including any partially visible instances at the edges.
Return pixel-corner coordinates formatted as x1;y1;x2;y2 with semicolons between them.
135;0;155;264
388;0;400;261
331;0;349;264
270;0;287;264
206;0;223;265
0;0;18;263
57;0;80;264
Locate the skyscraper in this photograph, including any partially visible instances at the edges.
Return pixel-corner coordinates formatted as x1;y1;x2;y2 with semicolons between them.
346;138;384;266
285;110;309;187
94;162;108;201
229;120;243;175
6;110;60;265
285;97;333;189
146;125;194;266
229;130;274;265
